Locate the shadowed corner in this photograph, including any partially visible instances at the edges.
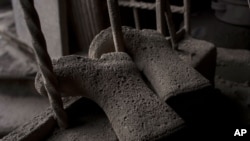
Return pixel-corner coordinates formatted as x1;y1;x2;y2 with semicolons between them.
166;86;246;138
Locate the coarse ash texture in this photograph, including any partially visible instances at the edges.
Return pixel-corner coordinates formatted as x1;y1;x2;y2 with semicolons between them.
35;52;184;141
89;27;211;101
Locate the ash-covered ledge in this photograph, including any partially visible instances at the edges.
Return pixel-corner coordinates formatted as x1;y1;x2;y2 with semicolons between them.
3;52;185;141
89;27;212;101
1;97;81;141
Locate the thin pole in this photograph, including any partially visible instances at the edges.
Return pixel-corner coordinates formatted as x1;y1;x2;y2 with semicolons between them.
20;0;68;129
107;0;125;52
184;0;190;34
156;0;166;36
165;0;178;50
131;0;141;29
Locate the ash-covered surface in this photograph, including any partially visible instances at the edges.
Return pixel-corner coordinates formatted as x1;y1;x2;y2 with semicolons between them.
35;52;184;141
0;91;49;138
215;48;250;126
89;27;211;101
0;3;249;140
45;98;118;141
177;36;216;82
216;48;250;83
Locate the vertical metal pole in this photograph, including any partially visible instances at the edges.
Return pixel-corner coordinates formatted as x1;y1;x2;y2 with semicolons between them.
164;0;178;50
184;0;190;34
131;0;140;29
107;0;125;52
156;0;166;36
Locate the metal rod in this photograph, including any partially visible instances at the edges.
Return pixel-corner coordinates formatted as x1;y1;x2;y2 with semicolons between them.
170;5;184;14
164;0;178;50
165;27;185;43
118;1;184;14
184;0;190;34
118;1;156;10
156;0;166;36
20;0;68;129
107;0;125;52
131;0;140;29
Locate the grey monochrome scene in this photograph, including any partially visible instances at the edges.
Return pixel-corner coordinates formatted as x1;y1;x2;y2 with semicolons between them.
0;0;249;140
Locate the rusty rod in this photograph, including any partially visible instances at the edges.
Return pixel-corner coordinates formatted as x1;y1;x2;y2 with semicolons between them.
19;0;68;128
